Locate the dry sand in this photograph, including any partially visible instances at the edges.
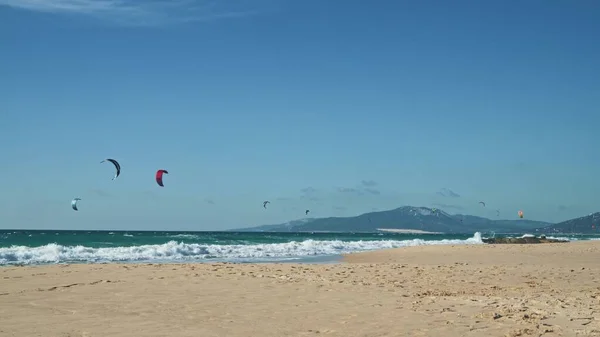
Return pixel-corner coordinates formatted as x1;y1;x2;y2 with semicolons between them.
1;241;600;337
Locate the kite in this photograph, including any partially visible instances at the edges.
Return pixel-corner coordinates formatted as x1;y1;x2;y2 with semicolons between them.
71;198;82;211
156;169;169;187
101;159;121;180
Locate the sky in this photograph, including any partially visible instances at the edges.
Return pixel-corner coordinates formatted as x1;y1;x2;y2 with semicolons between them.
1;0;599;231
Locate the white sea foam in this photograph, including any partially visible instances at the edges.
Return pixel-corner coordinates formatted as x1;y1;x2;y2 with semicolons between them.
545;236;575;241
0;232;484;265
167;234;201;239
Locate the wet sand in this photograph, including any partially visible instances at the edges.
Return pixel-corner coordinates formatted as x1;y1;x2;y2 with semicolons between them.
1;241;599;336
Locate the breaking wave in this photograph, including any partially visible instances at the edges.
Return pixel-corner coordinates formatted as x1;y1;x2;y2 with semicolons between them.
0;232;483;265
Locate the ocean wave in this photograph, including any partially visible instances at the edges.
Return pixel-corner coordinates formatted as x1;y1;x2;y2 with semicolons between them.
545;236;575;241
0;232;483;265
167;234;200;239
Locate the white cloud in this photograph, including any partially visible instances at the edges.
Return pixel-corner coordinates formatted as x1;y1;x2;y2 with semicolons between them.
0;0;261;26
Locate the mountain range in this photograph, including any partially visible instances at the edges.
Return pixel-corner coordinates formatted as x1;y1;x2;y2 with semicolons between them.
233;206;600;234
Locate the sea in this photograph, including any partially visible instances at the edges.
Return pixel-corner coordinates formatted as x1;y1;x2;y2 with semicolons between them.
2;230;600;266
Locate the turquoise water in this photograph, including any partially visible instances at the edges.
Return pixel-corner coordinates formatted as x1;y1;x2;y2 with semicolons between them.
1;230;598;266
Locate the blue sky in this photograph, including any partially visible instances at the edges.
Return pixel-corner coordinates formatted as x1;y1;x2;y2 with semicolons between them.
1;0;599;230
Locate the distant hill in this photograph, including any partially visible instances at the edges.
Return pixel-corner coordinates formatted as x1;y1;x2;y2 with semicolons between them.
454;214;553;233
535;212;600;234
233;206;554;233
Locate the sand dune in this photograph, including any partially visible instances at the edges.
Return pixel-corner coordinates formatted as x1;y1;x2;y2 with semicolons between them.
1;241;599;336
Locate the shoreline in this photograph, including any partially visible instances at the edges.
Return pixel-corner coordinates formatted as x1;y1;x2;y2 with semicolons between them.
1;239;595;268
0;254;345;268
0;234;589;267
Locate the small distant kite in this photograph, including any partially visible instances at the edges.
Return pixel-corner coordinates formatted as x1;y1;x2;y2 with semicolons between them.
479;201;486;207
71;198;82;211
496;209;500;217
518;210;524;218
263;201;270;209
101;159;121;180
156;169;169;187
305;209;310;215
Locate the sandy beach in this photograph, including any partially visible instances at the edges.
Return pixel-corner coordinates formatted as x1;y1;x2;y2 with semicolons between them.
2;241;599;337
